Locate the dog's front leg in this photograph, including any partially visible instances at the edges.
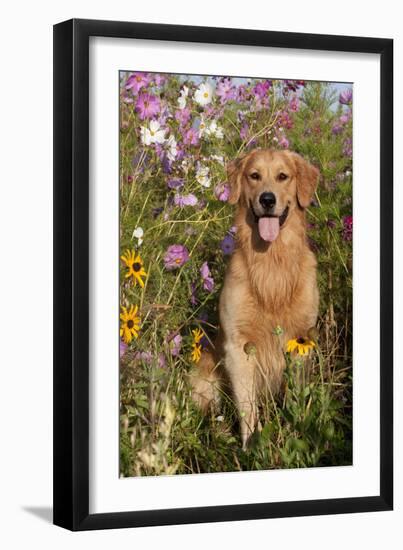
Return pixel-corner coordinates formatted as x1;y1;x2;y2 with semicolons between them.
225;343;257;449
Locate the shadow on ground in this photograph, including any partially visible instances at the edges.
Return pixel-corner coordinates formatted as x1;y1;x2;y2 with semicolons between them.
22;506;53;524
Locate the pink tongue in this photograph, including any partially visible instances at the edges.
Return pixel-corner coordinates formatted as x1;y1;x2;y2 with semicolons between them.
258;217;280;242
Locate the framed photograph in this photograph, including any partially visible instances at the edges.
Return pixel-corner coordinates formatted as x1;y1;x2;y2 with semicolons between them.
53;19;393;530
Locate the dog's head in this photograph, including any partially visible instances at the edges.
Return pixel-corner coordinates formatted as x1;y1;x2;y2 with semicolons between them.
227;149;319;242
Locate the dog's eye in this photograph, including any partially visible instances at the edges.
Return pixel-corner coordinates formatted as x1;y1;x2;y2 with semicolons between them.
250;172;260;180
278;172;288;181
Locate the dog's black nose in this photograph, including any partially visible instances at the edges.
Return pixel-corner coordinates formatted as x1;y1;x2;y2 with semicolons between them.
259;192;276;210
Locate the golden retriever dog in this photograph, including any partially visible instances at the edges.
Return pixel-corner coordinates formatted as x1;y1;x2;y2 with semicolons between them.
190;149;319;448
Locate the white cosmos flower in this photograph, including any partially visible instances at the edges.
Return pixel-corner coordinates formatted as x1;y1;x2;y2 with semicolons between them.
194;82;213;106
197;115;208;138
210;154;225;165
196;164;211;188
166;134;178;162
132;226;144;246
205;120;224;139
177;85;189;110
140;120;166;145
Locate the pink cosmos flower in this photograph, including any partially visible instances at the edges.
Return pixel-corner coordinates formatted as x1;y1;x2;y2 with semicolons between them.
253;80;272;99
183;128;199;146
200;262;214;292
339;111;352;124
216;77;237;104
214;183;230;202
164;244;190;270
136;93;161;120
126;72;150;94
168;333;182;357
279;135;289;148
175;107;191;127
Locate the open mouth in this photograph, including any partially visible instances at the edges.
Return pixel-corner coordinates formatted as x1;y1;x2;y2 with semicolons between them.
250;203;289;242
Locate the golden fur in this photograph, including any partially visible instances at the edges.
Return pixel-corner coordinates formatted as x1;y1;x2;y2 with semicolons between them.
189;149;319;448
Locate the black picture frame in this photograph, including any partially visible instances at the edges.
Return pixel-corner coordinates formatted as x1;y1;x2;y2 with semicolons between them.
53;18;393;531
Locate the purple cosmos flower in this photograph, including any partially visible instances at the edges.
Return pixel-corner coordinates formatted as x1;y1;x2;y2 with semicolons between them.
200;262;214;292
279;135;289;148
168;333;182;357
216;77;237;104
175;107;191;127
126;72;150;94
332;124;343;135
252;80;272;99
167;178;184;190
183;127;200;146
343;215;353;241
343;137;353;157
135;93;161;120
120;340;128;358
220;234;235;255
164;244;190;270
174;193;198;207
214;183;230;202
339;88;353;105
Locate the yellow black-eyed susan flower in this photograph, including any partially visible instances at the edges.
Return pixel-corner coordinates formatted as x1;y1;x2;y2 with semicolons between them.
120;305;141;343
191;328;204;363
286;337;316;356
121;249;147;287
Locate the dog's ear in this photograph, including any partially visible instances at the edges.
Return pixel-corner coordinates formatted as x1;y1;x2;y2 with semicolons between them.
291;153;319;208
227;154;247;205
